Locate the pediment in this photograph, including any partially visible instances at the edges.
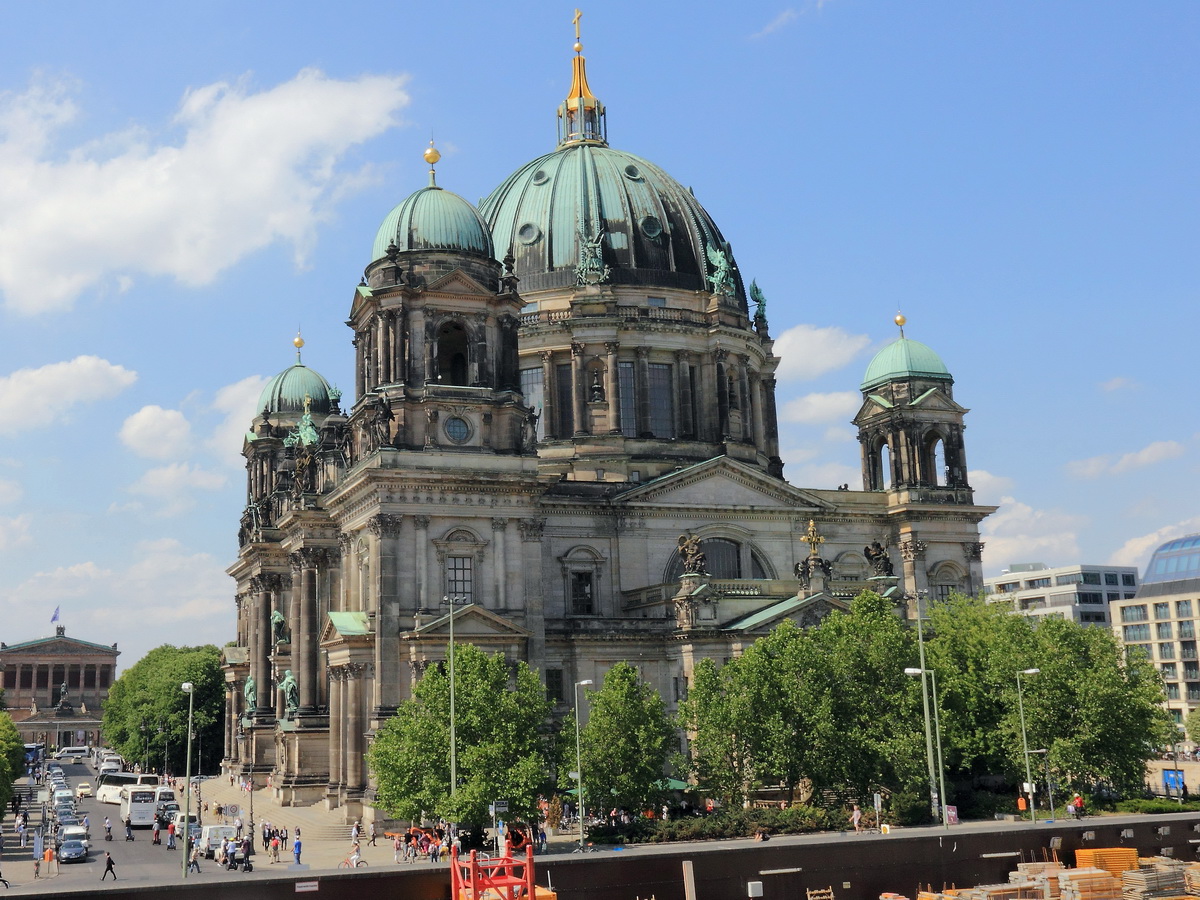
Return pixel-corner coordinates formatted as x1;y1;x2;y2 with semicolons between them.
424;269;494;297
616;456;833;512
909;387;967;413
409;604;532;640
722;592;850;635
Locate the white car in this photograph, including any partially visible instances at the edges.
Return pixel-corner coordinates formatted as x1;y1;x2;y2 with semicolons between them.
75;782;93;800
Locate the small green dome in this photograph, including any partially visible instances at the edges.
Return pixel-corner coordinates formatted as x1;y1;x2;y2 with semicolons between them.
257;363;335;417
371;184;494;262
861;337;952;391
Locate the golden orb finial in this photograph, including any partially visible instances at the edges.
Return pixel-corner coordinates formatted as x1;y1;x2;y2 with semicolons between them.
294;330;305;349
894;313;907;328
423;139;441;166
574;40;583;53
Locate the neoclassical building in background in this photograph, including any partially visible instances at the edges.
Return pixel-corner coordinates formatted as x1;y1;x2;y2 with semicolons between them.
222;33;994;820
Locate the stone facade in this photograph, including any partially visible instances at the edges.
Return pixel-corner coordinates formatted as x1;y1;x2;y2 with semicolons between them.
221;39;995;822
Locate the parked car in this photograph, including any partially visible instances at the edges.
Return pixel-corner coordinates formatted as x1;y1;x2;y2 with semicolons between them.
57;824;90;849
75;782;93;799
58;839;88;863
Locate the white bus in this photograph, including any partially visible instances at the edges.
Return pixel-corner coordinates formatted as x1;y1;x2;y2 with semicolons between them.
97;772;160;805
119;786;157;827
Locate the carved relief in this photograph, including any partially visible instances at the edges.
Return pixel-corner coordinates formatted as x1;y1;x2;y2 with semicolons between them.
518;517;546;542
367;514;403;538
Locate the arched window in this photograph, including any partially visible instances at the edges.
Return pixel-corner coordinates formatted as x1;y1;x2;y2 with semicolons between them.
666;538;773;581
436;320;470;385
876;442;892;490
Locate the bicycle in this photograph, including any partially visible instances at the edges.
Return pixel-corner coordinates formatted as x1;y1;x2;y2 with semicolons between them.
338;856;368;868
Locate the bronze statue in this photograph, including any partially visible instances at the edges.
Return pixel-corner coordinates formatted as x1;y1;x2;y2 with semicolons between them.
270;609;290;645
678;534;707;576
244;675;256;712
865;541;894;577
279;669;299;713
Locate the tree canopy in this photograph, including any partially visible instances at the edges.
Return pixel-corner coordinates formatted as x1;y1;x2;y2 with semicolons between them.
367;642;554;827
101;644;225;774
575;662;675;814
0;712;24;812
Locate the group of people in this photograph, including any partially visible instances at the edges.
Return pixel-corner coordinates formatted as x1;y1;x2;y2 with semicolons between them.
259;822;302;864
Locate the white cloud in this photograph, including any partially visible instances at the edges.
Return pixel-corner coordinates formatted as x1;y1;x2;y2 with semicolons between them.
207;375;269;468
0;514;31;549
127;462;227;516
751;9;799;39
0;478;22;505
0;356;136;433
120;405;192;460
785;460;860;489
781;390;860;424
968;469;1014;505
980;496;1085;573
1100;376;1133;392
1066;440;1185;479
772;324;871;381
1108;518;1200;571
0;69;410;313
1;540;232;659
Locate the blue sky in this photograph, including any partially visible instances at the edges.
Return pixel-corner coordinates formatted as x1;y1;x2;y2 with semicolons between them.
0;1;1195;667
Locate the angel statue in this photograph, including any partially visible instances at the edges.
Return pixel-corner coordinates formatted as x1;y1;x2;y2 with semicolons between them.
706;243;736;297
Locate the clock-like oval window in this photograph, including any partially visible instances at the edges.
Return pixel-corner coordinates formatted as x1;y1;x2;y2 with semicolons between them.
444;417;470;444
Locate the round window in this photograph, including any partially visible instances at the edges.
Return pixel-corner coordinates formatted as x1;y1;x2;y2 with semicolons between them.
531;169;549;185
444;417;471;444
640;215;663;239
517;223;542;245
623;164;642;180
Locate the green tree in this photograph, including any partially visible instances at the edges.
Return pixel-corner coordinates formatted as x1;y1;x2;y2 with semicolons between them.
101;644;224;774
0;712;23;812
577;662;675;814
677;657;757;807
1185;707;1200;745
368;643;554;828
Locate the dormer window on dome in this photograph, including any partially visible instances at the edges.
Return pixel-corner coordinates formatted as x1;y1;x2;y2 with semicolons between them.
557;12;607;148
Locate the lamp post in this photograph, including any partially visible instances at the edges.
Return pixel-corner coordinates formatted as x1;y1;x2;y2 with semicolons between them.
905;667;948;828
574;679;593;850
440;595;469;796
909;590;940;823
181;681;195;879
1175;724;1187;804
1016;667;1040;823
1029;749;1052;818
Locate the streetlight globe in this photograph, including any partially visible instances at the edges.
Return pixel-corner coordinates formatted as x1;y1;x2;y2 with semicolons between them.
181;682;193;693
904;668;923;676
578;679;593;686
1022;668;1040;675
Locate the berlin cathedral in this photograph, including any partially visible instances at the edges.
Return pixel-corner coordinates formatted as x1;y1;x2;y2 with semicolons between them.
221;26;994;822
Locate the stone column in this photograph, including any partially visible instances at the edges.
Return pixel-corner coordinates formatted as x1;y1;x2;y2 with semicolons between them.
518;518;547;668
346;664;365;792
570;342;587;436
762;375;782;473
290;547;325;714
676;351;694;439
409;307;426;386
635;346;651;437
738;356;753;442
539;351;555;438
414;516;431;609
750;370;766;450
492;518;508;609
354;334;365;401
328;667;344;793
369;514;402;718
224;685;236;760
715;350;730;438
251;575;275;716
605;342;621;433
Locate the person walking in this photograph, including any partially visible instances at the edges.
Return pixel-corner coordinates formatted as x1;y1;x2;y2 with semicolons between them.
368;821;378;847
124;816;134;841
394;835;403;864
104;816;112;841
850;804;863;834
270;834;281;864
293;836;302;865
166;820;176;850
101;852;117;881
187;846;202;874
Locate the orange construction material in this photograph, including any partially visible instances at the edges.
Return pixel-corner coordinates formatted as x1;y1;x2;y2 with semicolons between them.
451;840;557;900
1074;849;1140;878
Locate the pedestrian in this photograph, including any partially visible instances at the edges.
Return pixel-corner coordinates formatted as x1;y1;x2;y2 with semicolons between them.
104;816;112;841
102;851;117;881
167;820;176;849
235;815;243;839
350;821;359;843
270;835;281;863
394;835;403;864
369;821;378;846
349;841;361;867
124;816;134;841
850;804;863;834
153;821;161;845
293;836;302;865
188;845;201;873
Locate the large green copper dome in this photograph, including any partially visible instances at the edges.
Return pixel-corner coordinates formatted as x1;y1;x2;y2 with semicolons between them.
861;337;952;391
372;183;494;262
257;362;335;416
480;143;743;302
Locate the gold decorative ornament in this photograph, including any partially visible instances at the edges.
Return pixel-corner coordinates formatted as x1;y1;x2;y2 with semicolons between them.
423;140;441;166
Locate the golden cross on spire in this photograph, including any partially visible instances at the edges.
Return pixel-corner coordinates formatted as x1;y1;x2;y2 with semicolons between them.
573;8;582;43
801;519;826;559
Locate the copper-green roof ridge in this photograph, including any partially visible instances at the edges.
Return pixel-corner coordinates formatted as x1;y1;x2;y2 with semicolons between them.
372;184;494;262
860;336;953;391
257;362;334;417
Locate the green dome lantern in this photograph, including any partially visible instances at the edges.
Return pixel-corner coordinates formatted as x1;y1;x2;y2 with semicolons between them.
860;316;952;391
257;334;336;416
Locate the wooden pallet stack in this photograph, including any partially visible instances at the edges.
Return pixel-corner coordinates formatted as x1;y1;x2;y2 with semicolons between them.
1182;864;1200;896
1076;850;1142;878
1012;861;1068;899
1058;867;1122;900
1120;865;1186;900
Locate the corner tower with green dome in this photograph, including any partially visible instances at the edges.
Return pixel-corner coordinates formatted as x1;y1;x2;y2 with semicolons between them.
479;27;782;482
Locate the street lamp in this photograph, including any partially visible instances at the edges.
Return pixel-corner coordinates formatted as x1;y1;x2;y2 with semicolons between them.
1175;724;1187;804
907;590;940;823
905;667;948;828
1029;749;1053;818
1016;667;1040;823
440;595;469;796
574;679;593;850
181;681;195;879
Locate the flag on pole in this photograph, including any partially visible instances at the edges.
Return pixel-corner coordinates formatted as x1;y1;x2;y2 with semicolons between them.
50;606;60;624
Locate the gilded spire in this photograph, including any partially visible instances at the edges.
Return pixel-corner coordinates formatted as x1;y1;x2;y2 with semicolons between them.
894;312;907;338
294;328;305;363
424;139;441;188
557;9;607;148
